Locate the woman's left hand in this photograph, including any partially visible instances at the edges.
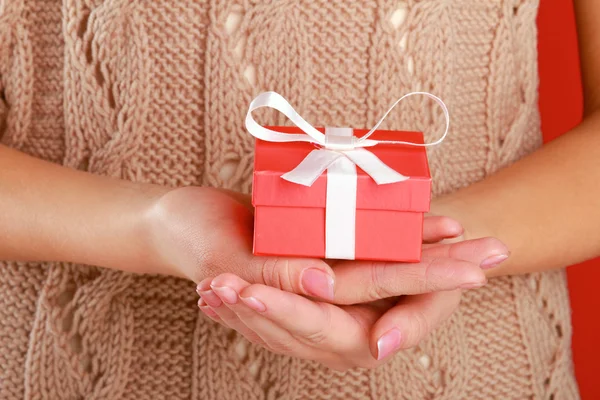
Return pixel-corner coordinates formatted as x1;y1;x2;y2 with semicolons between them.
195;214;508;370
197;273;461;371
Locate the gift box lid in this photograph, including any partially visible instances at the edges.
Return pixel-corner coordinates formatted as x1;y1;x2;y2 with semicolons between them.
252;126;432;212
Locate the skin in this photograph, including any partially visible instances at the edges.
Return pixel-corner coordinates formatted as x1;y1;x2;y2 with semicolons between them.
1;0;598;372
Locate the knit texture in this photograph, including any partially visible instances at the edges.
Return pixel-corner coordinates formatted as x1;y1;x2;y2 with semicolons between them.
0;0;579;399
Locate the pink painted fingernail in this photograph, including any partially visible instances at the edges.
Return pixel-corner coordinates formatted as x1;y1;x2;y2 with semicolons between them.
200;290;223;308
240;296;267;312
301;268;334;301
210;285;238;304
376;329;402;360
198;297;206;307
480;254;509;269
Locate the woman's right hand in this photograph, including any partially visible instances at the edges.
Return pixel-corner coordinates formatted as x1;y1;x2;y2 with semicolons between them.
146;186;338;300
144;186;505;303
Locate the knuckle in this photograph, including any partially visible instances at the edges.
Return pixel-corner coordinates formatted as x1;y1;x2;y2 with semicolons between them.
420;258;446;293
419;260;433;293
258;257;277;287
302;330;329;346
407;309;431;348
258;257;294;291
299;303;332;346
367;263;393;301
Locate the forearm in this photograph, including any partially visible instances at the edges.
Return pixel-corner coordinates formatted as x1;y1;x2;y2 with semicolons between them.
0;145;169;273
436;111;600;277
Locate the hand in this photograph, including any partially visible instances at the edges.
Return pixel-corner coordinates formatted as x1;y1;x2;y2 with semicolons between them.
196;273;461;371
146;186;335;299
146;187;506;303
194;216;507;371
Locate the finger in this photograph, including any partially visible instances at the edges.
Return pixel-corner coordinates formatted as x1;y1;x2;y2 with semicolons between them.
422;236;509;269
422;216;464;243
332;259;484;305
197;278;223;308
332;237;508;304
199;275;265;345
240;283;365;353
209;250;336;302
370;290;461;360
211;273;317;357
198;297;221;322
247;257;336;301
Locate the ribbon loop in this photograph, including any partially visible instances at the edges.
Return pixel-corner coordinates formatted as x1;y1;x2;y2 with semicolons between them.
357;92;450;147
245;91;326;145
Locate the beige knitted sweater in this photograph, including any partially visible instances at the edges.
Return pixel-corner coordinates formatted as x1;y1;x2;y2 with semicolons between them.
0;0;579;399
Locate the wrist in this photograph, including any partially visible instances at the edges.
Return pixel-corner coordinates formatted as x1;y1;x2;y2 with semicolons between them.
432;193;494;242
124;182;177;276
142;186;255;283
140;186;193;278
54;172;173;275
77;178;172;275
0;145;176;274
433;192;513;278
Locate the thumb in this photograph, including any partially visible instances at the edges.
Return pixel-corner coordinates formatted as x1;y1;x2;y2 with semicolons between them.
245;256;336;301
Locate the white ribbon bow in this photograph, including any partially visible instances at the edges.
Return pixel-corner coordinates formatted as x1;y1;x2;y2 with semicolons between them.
246;91;450;259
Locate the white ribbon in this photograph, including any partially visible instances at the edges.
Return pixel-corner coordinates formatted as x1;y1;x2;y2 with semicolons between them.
246;91;449;259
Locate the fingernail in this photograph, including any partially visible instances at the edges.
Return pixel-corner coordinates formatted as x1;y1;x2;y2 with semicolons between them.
377;329;402;360
459;280;487;290
198;297;206;307
301;268;334;301
240;296;267;312
199;305;218;318
200;290;223;308
480;254;509;269
210;285;238;304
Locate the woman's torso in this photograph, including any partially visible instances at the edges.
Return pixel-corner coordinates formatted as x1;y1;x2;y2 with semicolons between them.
0;0;579;398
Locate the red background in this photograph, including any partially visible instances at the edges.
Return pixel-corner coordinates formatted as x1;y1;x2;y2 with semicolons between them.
537;1;598;398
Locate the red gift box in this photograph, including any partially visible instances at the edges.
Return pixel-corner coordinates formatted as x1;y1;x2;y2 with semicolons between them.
252;126;432;262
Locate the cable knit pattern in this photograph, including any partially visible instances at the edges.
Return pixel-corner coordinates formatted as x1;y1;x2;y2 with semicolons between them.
0;0;579;399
